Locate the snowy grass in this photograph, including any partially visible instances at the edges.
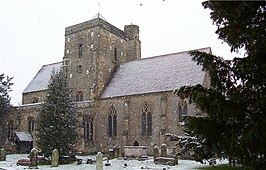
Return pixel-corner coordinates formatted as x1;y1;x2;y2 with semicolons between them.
0;154;228;170
196;164;242;170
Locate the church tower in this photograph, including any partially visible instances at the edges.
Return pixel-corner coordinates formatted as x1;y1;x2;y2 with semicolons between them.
62;14;141;101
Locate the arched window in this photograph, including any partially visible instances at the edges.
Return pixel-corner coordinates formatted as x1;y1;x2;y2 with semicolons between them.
141;102;152;136
28;117;34;134
133;141;139;146
114;47;117;62
84;116;93;141
107;104;117;137
178;100;188;122
75;91;84;102
78;43;84;57
77;65;82;73
32;97;38;103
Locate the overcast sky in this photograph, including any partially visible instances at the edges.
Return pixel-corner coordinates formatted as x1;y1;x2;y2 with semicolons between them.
0;0;243;105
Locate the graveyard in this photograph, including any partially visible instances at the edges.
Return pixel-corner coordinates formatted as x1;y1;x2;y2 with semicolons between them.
0;146;228;170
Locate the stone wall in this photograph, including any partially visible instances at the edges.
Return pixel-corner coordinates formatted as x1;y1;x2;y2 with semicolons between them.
22;91;46;105
87;91;195;155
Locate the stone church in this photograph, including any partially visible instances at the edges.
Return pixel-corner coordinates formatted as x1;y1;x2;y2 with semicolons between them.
4;14;211;154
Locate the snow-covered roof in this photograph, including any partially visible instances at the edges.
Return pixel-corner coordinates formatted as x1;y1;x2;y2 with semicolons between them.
101;47;211;98
23;62;62;94
15;132;33;142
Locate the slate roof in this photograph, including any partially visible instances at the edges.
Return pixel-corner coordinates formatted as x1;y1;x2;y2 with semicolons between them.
15;132;33;142
101;47;211;98
23;62;62;94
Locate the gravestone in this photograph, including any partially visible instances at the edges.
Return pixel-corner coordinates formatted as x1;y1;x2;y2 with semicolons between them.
117;146;122;157
173;153;178;165
153;146;159;162
96;152;103;170
113;146;118;158
29;148;38;169
0;146;6;161
161;144;167;157
51;149;59;167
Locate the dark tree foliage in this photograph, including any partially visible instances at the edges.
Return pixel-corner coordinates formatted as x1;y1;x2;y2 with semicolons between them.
0;73;13;142
178;1;266;169
36;69;78;156
0;73;13;118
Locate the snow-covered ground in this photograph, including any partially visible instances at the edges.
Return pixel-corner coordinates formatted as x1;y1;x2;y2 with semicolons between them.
0;154;228;170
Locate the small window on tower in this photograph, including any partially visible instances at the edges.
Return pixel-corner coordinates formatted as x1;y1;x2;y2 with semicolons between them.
77;65;82;73
114;47;117;62
78;43;84;57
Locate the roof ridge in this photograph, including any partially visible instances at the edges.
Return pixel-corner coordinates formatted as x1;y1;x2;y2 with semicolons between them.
42;61;62;67
145;46;211;59
120;47;211;66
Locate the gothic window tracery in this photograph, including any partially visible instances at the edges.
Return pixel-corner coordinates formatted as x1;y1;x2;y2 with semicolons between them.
28;117;34;134
75;91;84;102
32;97;38;103
107;104;117;137
84;116;93;142
141;102;152;136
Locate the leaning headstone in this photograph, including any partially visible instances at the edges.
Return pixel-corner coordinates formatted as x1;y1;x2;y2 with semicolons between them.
29;148;38;169
0;146;6;161
153;146;159;162
96;152;103;170
51;149;59;167
161;144;167;157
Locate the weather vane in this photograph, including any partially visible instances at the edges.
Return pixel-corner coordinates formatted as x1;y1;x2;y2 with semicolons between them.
98;2;101;14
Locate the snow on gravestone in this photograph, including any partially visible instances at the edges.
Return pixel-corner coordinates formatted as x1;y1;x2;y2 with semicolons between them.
96;152;103;170
29;148;38;169
153;146;159;162
161;144;167;157
51;149;59;167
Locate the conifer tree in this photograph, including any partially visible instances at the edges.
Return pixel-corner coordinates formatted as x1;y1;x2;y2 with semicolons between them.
178;1;266;169
36;69;78;156
0;73;13;144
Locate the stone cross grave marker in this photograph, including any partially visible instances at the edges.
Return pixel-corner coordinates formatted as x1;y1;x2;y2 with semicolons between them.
96;152;103;170
51;149;59;167
29;148;38;169
161;143;167;157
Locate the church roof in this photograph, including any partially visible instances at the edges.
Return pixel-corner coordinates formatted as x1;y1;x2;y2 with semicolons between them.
22;62;62;94
101;47;211;99
15;132;33;142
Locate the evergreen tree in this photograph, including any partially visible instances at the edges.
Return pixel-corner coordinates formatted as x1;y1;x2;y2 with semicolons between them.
36;69;78;156
0;73;13;144
178;1;266;169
